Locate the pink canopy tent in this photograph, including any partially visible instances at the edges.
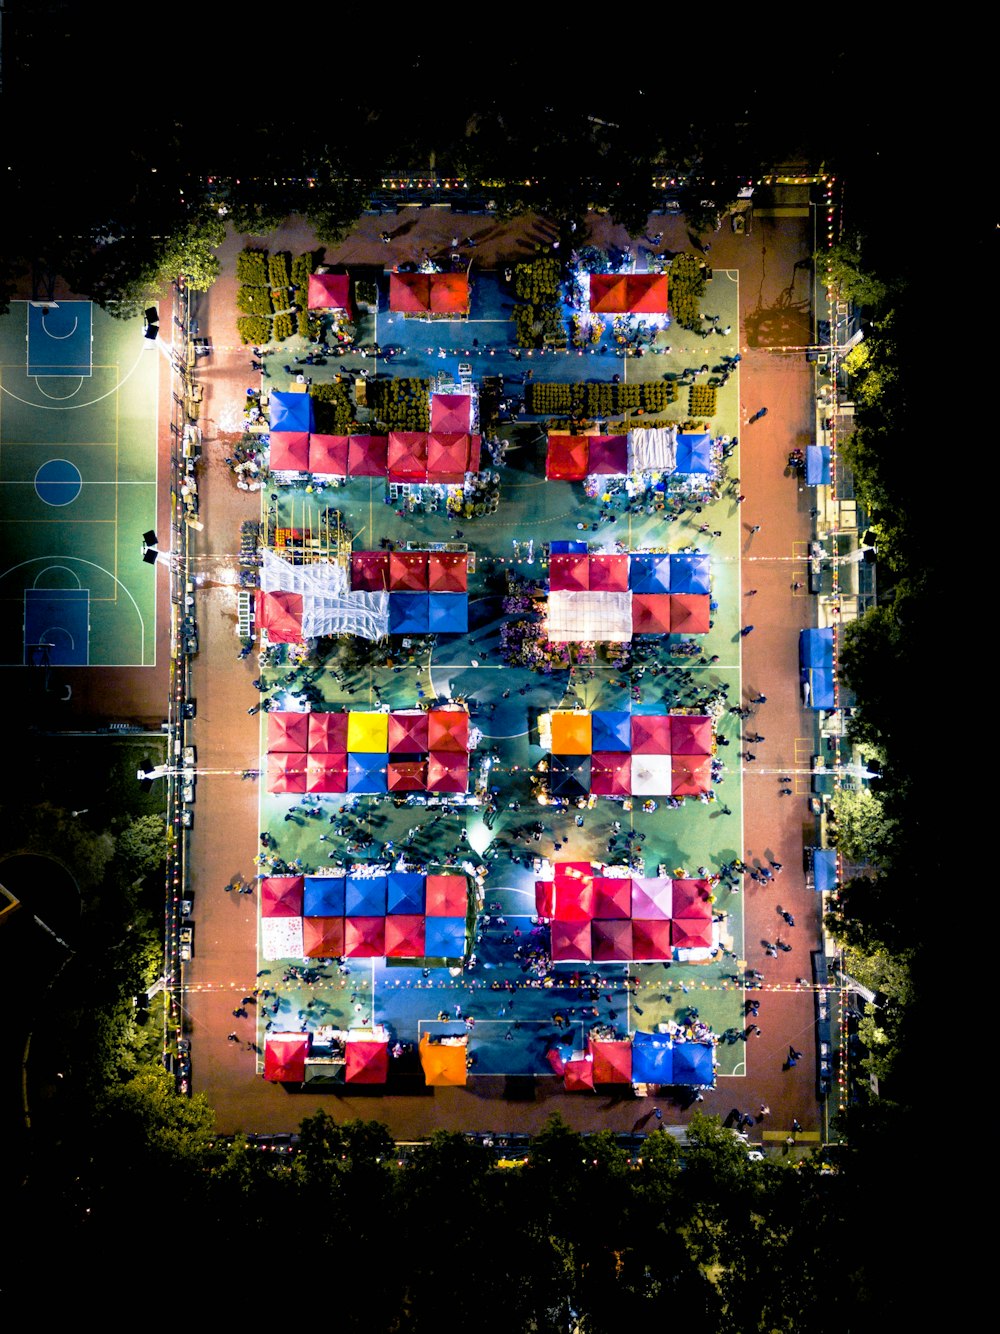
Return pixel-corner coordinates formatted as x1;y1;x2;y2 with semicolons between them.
590;752;631;796
305;752;348;793
344;917;386;957
426;752;468;792
671;755;712;797
264;1033;309;1082
269;431;310;471
550;553;590;592
261;875;304;917
586;435;628;475
387;432;429;483
307;272;351;312
266;751;308;794
631;918;673;960
630;876;672;919
592;877;632;919
631;715;673;754
551;918;593;961
267;711;309;753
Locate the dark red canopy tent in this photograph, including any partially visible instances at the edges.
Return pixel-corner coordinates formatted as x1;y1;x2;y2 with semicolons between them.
351;550;390;591
261;875;304;917
591;918;633;961
308;711;349;752
347;435;388;477
546;434;589;481
388;432;429;483
388;710;429;753
345;1034;389;1083
267;711;309;753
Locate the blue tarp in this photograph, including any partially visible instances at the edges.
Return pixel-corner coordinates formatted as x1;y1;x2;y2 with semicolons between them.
269;390;314;433
424;916;466;958
304;874;346;917
389;593;429;634
669;552;711;595
550;541;588;554
671;1041;715;1086
806;445;831;486
346;753;389;794
675;433;713;475
628;553;671;593
631;1031;674;1084
387;872;425;914
799;628;835;709
427;593;468;634
346;874;387;916
812;848;838;892
592;711;632;752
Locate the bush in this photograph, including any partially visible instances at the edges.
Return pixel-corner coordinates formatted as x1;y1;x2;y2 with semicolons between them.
669;252;708;330
236;249;269;285
236;315;271;345
514;257;561;304
297;310;311;337
236;286;274;316
368;378;430;431
268;252;291;291
272;312;294;342
688;384;717;418
311;381;357;432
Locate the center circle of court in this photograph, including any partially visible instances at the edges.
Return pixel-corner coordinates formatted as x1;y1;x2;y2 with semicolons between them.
34;458;83;506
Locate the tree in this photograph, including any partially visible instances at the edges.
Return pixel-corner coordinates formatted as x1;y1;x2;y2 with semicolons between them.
116;813;169;875
828;786;893;863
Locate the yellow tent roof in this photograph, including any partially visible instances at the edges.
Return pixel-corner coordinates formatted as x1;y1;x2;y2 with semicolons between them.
347;711;389;752
419;1033;468;1086
550;711;592;755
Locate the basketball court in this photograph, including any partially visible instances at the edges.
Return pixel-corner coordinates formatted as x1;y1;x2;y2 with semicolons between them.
0;300;159;666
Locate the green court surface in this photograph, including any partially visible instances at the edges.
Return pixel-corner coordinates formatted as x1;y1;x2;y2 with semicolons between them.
0;302;159;666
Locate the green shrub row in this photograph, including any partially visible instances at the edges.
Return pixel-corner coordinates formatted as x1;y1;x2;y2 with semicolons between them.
669;252;708;330
368;377;431;431
237;286;274;316
527;380;677;417
514;256;562;305
268;252;291;291
688;384;717;418
236;249;269;284
236;315;271;345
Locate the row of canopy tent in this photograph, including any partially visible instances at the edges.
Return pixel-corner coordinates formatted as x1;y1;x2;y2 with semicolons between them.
268;430;482;482
265;707;471;795
258;549;387;642
546;428;715;480
263;1029;469;1085
389;270;470;315
799;628;836;709
588;272;669;314
542;710;714;798
546;550;711;643
350;549;468;634
258;871;468;961
547;1033;715;1090
536;862;716;961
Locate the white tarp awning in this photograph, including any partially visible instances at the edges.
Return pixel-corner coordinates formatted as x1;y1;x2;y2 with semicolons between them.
301;592;389;640
628;425;677;473
261;549;350;596
547;591;633;643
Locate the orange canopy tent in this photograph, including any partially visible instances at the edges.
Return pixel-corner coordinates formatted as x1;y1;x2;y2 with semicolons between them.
419;1033;468;1085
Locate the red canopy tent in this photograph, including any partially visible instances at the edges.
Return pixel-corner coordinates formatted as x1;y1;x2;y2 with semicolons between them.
631;594;672;636
307;272;350;312
553;864;596;921
269;431;310;471
427;432;473;483
672;918;714;950
632;918;673;960
588;553;629;592
669;715;713;755
550;553;590;591
267;711;310;753
429;272;470;314
425;874;467;916
546;435;589;480
431;392;473;433
351;550;390;591
591;918;633;961
388;432;429;483
264;1033;309;1082
671;756;712;797
427;552;468;592
670;594;711;634
427;710;469;752
672;879;713;917
631;714;673;754
305;752;348;793
546;1047;567;1076
347;435;388;477
388;711;429;754
535;880;556;918
551;918;593;961
389;271;469;315
308;434;350;476
344;917;386;957
266;751;308;794
261;875;304;917
426;752;468;792
385;915;426;957
588;1036;632;1084
387;760;427;791
590;752;631;795
308;712;349;752
257;590;303;643
345;1033;389;1083
303;917;345;958
389;550;429;590
586;435;628;475
593;877;632;919
588;274;629;313
564;1057;596;1091
590;273;668;314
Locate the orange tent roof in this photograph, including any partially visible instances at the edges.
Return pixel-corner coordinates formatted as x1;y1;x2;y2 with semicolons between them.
550;711;592;755
427;709;469;753
419;1033;468;1085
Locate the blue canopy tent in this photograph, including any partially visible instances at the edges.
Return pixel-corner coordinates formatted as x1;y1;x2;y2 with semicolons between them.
304;874;346;917
550;754;591;799
628;553;671;593
387;872;425;915
424;916;466;958
346;753;389;794
269;390;314;433
675;433;713;474
669;552;711;595
389;593;430;634
550;541;588;554
812;848;838;892
592;711;632;752
806;445;831;486
799;628;835;709
671;1041;715;1086
631;1031;674;1084
346;874;387;916
427;593;468;634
